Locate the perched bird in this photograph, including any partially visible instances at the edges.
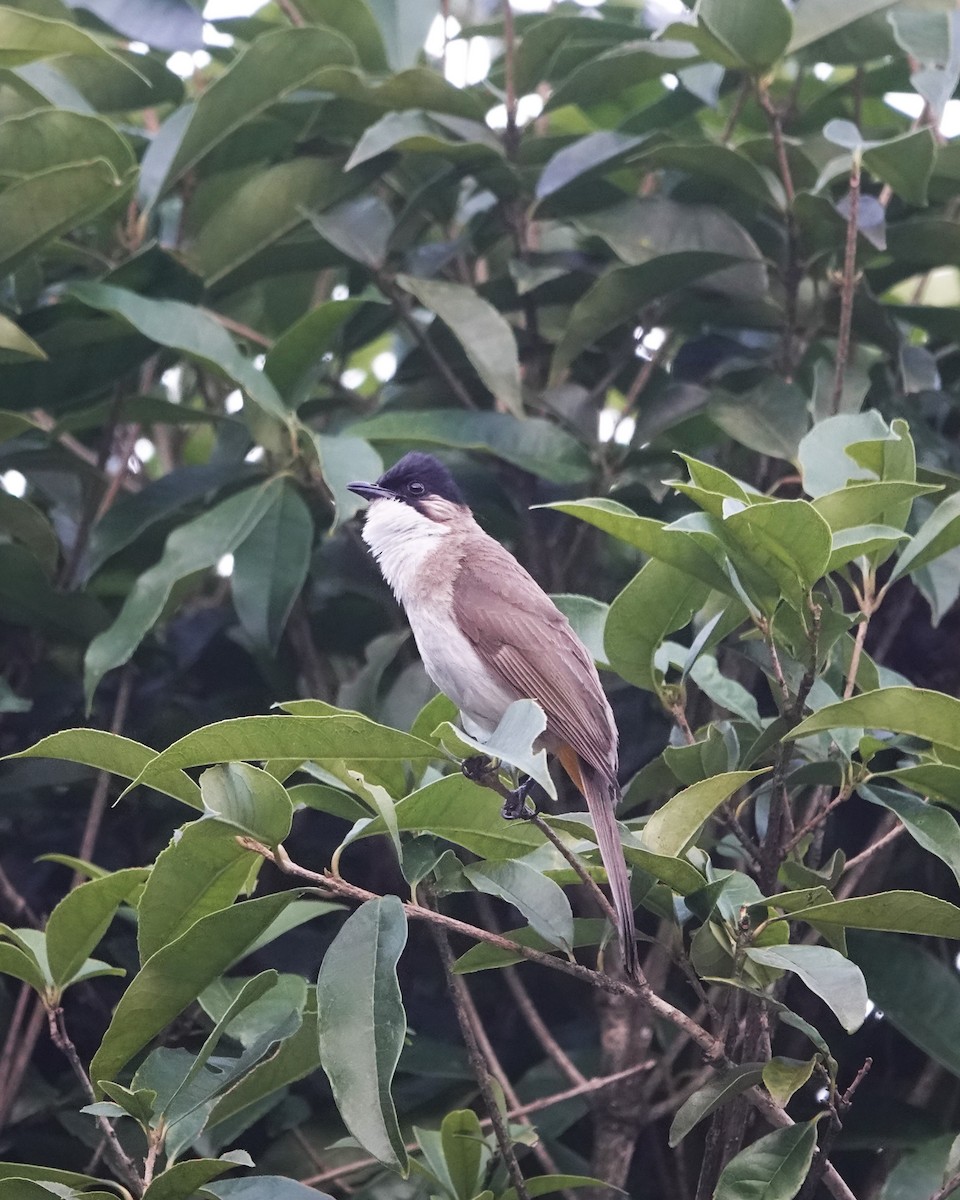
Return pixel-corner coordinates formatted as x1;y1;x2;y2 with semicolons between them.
347;452;637;975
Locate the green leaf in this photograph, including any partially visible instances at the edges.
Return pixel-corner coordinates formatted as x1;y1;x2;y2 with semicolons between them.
345;110;502;172
0;160;129;279
309;432;384;527
551;594;609;666
68;283;287;420
540;499;731;593
232;481;312;653
0;7;141;72
890;491;960;584
745;944;868;1032
723;500;832;607
366;0;437;70
305;194;393;269
605;560;711;693
4;729;201;809
790;687;960;753
797;411;893;498
0;108;135;182
128;714;437;796
348;410;591;484
827;525;907;572
84;481;282;707
861;784;960;886
551;251;744;381
668;1063;764;1146
875;763;960;807
812;482;940;533
200;762;293;847
501;1177;623;1200
863;128;937;208
317;897;409;1173
545;42;699;116
205;1180;333;1200
714;1121;818;1200
90;891;299;1092
298;0;388;70
0;943;47;993
464;860;574;954
709;381;809;464
454;918;607;973
46;867;147;990
850;931;960;1081
536;130;646;199
395;274;523;417
439;1108;486;1200
264;298;372;406
140;27;356;209
789;0;900;53
0;314;46;360
699;0;793;69
762;1058;816;1108
788;892;960;939
0;494;58;576
142;1155;250;1200
642;771;767;858
188;158;366;287
361;775;544;860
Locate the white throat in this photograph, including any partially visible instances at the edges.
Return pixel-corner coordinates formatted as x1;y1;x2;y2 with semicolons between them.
361;498;449;606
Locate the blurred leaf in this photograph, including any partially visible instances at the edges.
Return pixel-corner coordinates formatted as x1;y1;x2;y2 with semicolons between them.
0;160;129;279
0;7;141;71
642;771;767;858
714;1121;818;1200
298;0;387;71
669;1064;764;1146
552;251;744;380
788;0;899;52
0;109;135;181
396;274;523;417
709;381;809;463
700;0;792;69
546;42;699;114
501;1178;622;1200
140;27;356;209
232;481;312;653
90;891;299;1091
850;931;960;1081
366;0;437;70
317;897;409;1172
863;129;937;208
85;480;282;707
206;1181;334;1200
745;944;868;1032
551;594;608;666
345;110;502;171
78;0;203;51
264;298;372;406
349;410;591;483
305;194;394;270
68;283;287;419
46;867;147;990
142;1155;251;1200
465;860;574;954
890;491;960;584
536;130;647;199
0;314;45;360
0;493;58;575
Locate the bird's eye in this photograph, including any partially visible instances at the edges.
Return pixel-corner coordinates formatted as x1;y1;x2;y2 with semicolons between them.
408;482;425;496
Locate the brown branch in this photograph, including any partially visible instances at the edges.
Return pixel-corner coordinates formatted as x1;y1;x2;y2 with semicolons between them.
46;1005;143;1194
0;862;40;927
200;308;274;349
501;0;519;158
426;901;531;1200
0;984;38;1128
784;785;853;855
831;150;861;415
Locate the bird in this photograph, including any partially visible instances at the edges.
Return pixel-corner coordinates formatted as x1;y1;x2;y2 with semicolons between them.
347;451;638;976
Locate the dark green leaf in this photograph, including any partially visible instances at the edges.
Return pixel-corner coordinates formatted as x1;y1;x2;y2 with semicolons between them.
465;860;574;954
46;867;147;989
714;1120;818;1200
669;1064;764;1146
745;944;868;1032
700;0;793;69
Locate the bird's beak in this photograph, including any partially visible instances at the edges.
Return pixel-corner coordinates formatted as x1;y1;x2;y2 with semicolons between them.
346;481;394;503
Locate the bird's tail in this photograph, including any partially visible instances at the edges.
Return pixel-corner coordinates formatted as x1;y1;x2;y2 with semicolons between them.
558;747;638;978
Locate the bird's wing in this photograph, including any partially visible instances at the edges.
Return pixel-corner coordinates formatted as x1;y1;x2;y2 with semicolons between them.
452;535;617;780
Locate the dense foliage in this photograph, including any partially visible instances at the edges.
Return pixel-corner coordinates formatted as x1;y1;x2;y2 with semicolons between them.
3;0;960;1198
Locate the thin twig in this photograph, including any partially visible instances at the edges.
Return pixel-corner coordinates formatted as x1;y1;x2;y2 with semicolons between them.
840;818;904;879
426;901;532;1200
831;150;861;415
47;1006;143;1194
0;862;40;927
201;308;274;349
0;993;44;1132
784;785;853;855
501;0;519;158
276;0;304;26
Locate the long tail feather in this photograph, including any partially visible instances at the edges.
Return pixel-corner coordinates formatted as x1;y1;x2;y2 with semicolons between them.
558;746;638;977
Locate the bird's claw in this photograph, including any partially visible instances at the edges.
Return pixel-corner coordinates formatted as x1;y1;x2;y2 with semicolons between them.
501;776;537;821
461;754;496;783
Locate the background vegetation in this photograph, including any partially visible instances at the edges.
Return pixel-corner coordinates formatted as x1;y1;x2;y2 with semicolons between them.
3;0;960;1198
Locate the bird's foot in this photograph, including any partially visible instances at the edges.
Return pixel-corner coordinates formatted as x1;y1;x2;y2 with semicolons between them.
462;754;497;784
501;776;537;821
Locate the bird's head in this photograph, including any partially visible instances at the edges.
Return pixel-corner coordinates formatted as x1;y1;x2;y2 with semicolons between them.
347;452;466;525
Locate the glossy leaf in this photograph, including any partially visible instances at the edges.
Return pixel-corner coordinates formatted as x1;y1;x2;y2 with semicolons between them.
791;688;960;753
745;944;868;1032
465;860;574;954
788;892;960;938
642;771;767;858
317;897;409;1173
200;762;293;847
46;867;147;989
700;0;793;69
0;7;139;72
